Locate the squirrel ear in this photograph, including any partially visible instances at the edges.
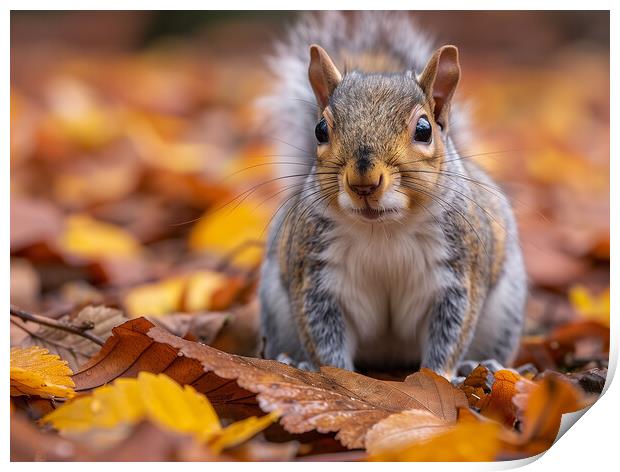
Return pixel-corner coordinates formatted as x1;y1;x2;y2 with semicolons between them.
308;44;342;110
418;45;461;129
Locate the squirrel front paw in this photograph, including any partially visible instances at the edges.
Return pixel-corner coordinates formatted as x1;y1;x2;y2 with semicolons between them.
275;353;318;371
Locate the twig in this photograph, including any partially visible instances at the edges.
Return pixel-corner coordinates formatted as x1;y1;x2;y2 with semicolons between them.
10;306;105;346
10;319;92;359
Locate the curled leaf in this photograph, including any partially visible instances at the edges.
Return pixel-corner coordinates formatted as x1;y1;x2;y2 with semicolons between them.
478;369;521;427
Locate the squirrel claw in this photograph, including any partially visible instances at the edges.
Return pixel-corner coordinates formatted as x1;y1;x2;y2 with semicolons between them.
456;358;515;377
276;353;317;371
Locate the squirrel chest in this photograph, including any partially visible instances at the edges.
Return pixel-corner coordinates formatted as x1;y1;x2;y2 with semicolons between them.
320;221;448;367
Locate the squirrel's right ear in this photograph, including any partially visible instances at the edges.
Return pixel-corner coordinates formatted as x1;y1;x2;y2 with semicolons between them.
308;44;342;110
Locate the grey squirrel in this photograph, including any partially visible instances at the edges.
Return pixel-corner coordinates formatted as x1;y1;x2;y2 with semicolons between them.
258;11;526;379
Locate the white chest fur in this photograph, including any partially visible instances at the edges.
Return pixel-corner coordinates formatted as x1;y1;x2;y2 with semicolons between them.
320;219;448;366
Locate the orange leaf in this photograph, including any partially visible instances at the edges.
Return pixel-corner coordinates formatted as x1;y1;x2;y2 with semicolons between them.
369;413;501;461
511;374;585;456
478;370;521;427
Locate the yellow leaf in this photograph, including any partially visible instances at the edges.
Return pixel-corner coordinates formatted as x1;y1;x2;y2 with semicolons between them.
369;416;501;462
139;373;221;438
123;270;228;317
42;372;276;450
42;77;118;149
188;200;268;267
209;411;280;453
10;347;75;399
184;271;229;312
57;214;142;260
124;276;185;317
569;285;610;328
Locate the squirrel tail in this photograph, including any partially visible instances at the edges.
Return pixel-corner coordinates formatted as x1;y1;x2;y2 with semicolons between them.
256;11;471;182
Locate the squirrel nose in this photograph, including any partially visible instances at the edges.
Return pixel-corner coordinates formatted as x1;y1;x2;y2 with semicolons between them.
348;174;383;196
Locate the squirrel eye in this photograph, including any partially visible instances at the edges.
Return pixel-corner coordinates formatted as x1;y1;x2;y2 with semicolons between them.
413;115;432;144
315;118;329;144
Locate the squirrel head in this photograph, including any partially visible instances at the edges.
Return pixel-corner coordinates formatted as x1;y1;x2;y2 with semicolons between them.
307;44;461;223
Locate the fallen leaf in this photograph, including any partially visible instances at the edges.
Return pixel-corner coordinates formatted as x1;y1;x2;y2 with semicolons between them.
148;312;229;345
56;214;142;260
18;305;127;371
52;150;141;208
564;367;607;394
515;320;609;372
569;285;610;327
10;346;75;398
460;364;492;407
11;412;89;461
188;200;268;267
123;270;237;317
39;76;119;151
71;318;468;449
477;370;521;427
42;372;277;453
210;297;260;356
59;280;105;307
511;373;585;456
368;412;501;461
12;410;223;461
364;410;454;455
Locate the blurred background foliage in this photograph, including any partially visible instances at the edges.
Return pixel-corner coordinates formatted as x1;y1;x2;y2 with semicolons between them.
10;11;609;369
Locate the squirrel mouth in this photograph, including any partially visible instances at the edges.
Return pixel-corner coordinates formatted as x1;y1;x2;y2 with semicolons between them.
353;205;398;221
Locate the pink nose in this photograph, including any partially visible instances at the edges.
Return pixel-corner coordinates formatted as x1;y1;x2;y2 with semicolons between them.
348;175;382;196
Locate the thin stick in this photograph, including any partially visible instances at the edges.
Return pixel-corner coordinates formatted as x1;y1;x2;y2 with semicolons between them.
10;306;105;346
11;319;93;357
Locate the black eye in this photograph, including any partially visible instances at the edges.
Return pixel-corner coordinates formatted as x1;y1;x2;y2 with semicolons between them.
315;118;329;144
413;115;432;144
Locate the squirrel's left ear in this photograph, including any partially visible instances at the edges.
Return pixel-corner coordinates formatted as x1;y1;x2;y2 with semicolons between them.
418;45;461;130
308;44;342;110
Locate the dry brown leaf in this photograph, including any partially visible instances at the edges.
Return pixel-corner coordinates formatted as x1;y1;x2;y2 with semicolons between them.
72;317;467;449
148;312;229;345
18;305;127;371
210;298;260;357
460;364;492;407
515;319;610;372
